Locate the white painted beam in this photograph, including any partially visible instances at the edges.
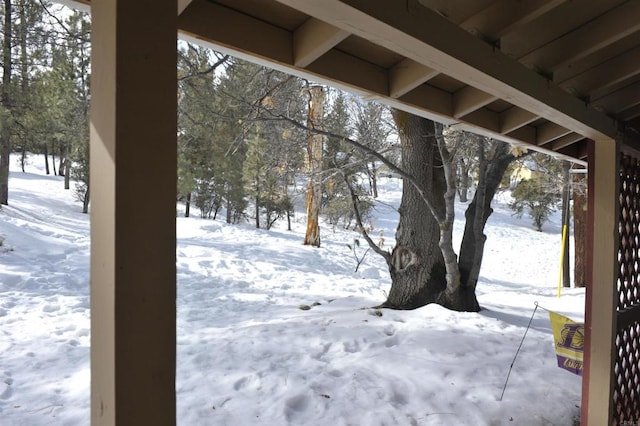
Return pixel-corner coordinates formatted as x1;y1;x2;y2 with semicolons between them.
273;0;616;140
537;121;572;145
547;132;584;151
180;0;292;64
499;106;539;134
388;58;439;98
452;86;497;118
178;0;192;14
293;18;349;67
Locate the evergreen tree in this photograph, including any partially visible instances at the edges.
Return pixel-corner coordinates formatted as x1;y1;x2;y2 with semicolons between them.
508;154;563;231
353;100;390;199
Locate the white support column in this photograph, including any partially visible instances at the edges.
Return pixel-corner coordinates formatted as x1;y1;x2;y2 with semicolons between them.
583;137;618;425
90;1;177;425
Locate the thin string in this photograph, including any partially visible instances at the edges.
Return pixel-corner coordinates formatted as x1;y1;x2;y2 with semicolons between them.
499;301;539;401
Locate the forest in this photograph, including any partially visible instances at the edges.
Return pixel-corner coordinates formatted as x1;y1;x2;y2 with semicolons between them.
0;1;587;312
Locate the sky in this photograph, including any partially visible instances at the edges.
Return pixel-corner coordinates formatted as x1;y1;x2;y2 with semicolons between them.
0;154;584;425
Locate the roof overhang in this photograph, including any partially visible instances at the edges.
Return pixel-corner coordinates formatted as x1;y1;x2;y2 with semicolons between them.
66;0;640;164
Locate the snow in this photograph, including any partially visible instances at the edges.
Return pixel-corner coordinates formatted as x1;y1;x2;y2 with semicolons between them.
0;154;584;425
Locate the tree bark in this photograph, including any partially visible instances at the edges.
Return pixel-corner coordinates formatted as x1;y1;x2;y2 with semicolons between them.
82;186;90;214
369;162;378;198
0;0;12;205
51;148;57;175
44;144;50;175
64;153;70;190
458;158;470;202
458;141;515;309
185;192;191;218
573;173;587;288
382;112;448;309
303;86;324;247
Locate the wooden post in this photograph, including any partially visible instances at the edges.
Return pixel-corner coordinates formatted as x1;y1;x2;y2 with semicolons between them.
90;1;177;424
582;137;618;425
304;85;324;247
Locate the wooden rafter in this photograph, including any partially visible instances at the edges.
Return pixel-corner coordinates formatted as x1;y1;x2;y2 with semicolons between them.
460;0;567;41
519;1;640;71
389;58;439;98
293;18;349;67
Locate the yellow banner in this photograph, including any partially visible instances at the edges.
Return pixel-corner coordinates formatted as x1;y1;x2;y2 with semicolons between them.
549;311;584;376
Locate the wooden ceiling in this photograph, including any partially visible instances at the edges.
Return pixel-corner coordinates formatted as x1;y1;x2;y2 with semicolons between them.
77;0;640;163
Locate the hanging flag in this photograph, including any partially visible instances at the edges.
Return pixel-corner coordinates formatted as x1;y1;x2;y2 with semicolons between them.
548;311;584;376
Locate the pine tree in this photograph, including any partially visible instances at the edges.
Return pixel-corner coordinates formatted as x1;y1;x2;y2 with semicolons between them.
509;154;562;231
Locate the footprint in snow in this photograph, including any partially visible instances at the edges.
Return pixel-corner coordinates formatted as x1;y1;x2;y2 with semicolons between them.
343;340;360;353
284;394;309;422
0;377;13;400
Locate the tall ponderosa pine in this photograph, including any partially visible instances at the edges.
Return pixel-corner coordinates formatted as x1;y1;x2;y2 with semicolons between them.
353;100;390;199
64;11;91;212
304;85;324;247
178;44;228;219
0;0;13;205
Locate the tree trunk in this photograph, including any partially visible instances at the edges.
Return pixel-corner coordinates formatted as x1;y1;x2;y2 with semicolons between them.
370;161;378;198
458;141;515;309
0;0;12;205
383;112;448;309
254;191;260;229
82;186;90;214
303;85;324;247
64;154;70;190
183;192;190;218
225;194;232;224
44;144;50;175
458;158;470;202
573;173;587;288
51;149;57;175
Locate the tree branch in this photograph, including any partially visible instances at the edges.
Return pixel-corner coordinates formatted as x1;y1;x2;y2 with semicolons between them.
342;171;391;262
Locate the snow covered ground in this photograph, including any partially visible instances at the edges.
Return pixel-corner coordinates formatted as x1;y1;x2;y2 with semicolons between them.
0;155;584;425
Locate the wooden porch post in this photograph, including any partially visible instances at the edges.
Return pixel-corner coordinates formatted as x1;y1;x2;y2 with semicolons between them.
90;1;177;425
582;137;618;425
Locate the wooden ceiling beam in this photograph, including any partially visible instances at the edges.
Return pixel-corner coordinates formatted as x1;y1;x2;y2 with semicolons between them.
591;80;640;115
460;0;567;41
537;122;572;145
619;104;640;122
558;45;640;98
547;132;585;151
293;18;350;67
304;48;388;95
179;0;292;64
505;125;537;146
389;58;439;98
458;108;500;133
396;84;454;119
179;0;193;14
452;86;497;118
520;2;640;71
499;107;539;134
272;0;615;140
